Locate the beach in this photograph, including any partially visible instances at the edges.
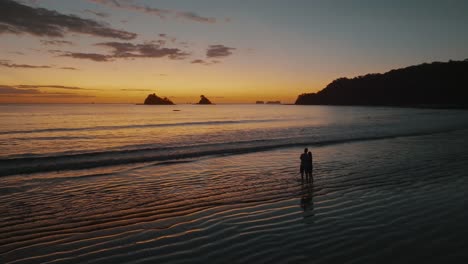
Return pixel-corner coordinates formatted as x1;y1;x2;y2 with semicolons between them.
2;0;468;262
1;104;468;263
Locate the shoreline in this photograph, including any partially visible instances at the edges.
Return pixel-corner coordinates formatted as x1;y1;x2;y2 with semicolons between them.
2;126;467;178
2;128;468;263
293;103;468;110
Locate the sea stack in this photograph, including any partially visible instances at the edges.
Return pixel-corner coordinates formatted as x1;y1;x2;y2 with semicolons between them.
198;95;213;104
144;93;174;105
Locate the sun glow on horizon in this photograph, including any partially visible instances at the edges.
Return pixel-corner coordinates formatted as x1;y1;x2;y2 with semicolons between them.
1;0;468;104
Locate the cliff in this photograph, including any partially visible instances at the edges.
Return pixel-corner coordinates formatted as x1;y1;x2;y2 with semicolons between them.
295;59;468;108
144;93;174;105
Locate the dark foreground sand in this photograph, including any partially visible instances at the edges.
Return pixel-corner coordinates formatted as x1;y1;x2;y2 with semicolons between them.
1;129;468;263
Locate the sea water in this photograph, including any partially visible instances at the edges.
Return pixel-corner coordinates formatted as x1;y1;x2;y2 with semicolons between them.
1;104;468;263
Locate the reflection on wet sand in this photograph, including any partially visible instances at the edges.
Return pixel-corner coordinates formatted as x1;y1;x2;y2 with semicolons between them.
300;176;315;221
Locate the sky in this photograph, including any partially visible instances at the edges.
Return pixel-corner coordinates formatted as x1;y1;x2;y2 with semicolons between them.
1;0;468;104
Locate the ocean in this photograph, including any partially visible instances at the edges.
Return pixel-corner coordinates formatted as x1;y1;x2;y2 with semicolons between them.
1;104;468;263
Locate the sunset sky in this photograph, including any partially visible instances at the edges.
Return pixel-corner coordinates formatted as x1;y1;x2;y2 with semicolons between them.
1;0;468;104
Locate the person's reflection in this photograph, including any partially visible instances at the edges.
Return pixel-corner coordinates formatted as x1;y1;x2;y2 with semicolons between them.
300;178;315;221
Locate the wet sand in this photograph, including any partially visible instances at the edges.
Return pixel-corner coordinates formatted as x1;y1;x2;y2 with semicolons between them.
1;129;468;263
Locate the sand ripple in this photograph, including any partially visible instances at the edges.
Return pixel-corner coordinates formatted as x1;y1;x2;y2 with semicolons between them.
1;130;468;263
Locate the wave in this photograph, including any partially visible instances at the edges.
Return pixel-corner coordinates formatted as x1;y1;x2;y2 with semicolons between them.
0;128;464;177
0;119;280;135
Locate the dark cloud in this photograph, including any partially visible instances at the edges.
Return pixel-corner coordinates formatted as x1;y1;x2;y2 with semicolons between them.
206;45;235;58
40;39;74;46
96;41;190;60
31;94;96;98
89;0;174;19
0;84;97;98
57;40;189;62
0;60;51;69
61;52;112;62
191;59;206;64
88;0;217;24
0;85;40;94
0;0;136;39
59;67;79;70
84;9;110;18
17;85;95;90
191;59;220;66
0;59;79;70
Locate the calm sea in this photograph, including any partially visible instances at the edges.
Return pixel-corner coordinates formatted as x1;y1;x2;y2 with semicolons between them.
1;104;468;263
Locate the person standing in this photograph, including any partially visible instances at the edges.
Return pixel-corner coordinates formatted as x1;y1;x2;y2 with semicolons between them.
300;148;308;180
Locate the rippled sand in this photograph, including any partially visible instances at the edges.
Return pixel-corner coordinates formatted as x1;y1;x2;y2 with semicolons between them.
1;130;468;263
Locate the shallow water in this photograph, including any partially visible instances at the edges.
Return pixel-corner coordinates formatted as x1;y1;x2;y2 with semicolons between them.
1;105;468;263
1;104;468;176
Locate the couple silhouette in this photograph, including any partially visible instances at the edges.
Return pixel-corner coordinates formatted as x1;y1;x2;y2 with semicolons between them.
300;148;313;181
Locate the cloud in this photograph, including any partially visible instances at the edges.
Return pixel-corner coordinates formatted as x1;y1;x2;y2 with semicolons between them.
0;85;40;94
31;94;96;98
206;45;235;58
84;9;110;18
88;0;217;24
88;0;178;19
0;0;136;39
40;39;74;46
59;67;79;70
57;38;190;62
0;60;51;69
96;41;190;60
190;45;236;65
0;84;97;98
17;85;96;90
61;52;112;62
191;59;205;64
191;59;220;66
0;59;79;70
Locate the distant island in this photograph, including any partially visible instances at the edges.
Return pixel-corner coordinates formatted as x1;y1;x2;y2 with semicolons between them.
295;59;468;108
256;101;264;104
144;93;174;105
266;101;281;104
198;95;213;104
